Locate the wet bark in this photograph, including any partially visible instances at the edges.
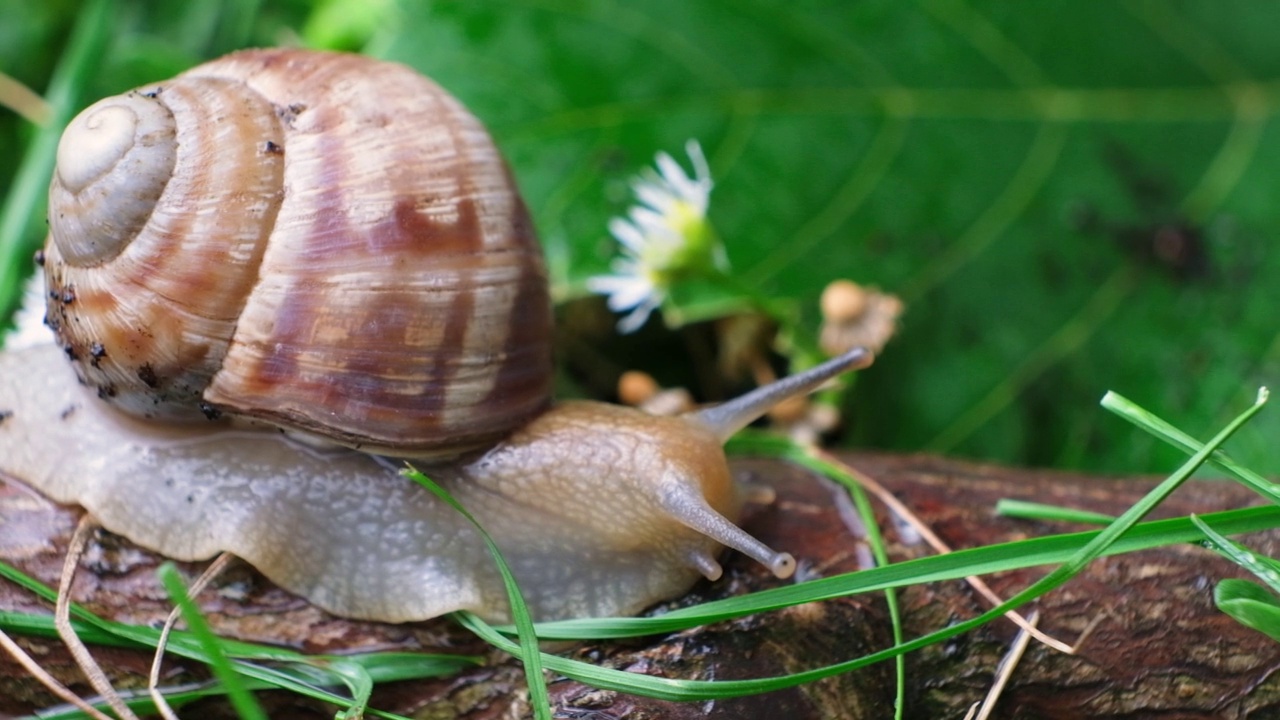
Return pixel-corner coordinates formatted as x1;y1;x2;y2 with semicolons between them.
2;452;1279;719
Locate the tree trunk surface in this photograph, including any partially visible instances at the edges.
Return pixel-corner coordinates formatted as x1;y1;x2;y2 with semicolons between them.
2;452;1279;719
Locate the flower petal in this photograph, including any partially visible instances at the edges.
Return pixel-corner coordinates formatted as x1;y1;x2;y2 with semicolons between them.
655;152;698;202
633;183;677;214
617;295;662;333
608;217;647;252
590;139;726;334
587;274;654;311
685;139;710;185
628;206;670;235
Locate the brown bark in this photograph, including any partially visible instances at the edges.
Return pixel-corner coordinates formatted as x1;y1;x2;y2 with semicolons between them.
2;453;1279;718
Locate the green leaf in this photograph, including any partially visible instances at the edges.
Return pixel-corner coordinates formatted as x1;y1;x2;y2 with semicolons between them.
1214;579;1280;644
0;0;113;327
4;0;1278;494
373;1;1280;473
302;0;394;51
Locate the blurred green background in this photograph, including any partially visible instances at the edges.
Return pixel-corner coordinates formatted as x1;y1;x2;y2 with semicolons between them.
1;0;1275;476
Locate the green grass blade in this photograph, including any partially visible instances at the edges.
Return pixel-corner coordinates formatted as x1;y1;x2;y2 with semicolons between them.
1191;515;1280;594
208;0;264;56
18;677;423;720
0;608;471;716
0;565;477;669
302;657;373;719
996;499;1116;525
337;651;481;683
22;680;267;720
1102;389;1280;504
404;467;551;720
159;563;267;720
521;391;1270;640
845;481;905;718
519;504;1280;640
459;391;1268;700
782;442;906;717
0;0;114;325
0;562;473;718
1;387;1267;709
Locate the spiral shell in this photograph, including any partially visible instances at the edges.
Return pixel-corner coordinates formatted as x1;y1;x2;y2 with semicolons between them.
43;49;552;457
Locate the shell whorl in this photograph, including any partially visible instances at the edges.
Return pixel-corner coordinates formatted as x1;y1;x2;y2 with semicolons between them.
44;49;553;457
50;91;177;265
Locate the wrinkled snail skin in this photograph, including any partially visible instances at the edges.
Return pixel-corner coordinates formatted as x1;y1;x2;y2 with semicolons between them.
1;48;872;625
0;344;738;623
0;344;489;622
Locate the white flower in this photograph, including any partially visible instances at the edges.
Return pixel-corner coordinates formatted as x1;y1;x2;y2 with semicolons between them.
2;271;51;351
588;140;728;333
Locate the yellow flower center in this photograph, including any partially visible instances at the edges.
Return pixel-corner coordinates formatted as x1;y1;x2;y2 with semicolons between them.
641;200;715;280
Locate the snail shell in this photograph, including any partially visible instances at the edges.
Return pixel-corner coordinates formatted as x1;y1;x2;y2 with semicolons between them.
0;48;877;624
43;48;552;457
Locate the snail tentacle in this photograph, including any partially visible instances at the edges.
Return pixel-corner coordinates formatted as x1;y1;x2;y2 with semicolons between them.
689;346;873;441
1;49;878;629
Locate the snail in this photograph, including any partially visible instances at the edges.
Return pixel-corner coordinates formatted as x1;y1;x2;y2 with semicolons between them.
0;48;873;625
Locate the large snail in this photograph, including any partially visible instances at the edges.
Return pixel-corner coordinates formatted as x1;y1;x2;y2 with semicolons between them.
0;48;872;624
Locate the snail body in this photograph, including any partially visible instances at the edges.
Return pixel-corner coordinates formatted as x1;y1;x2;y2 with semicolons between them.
0;344;794;621
0;49;872;623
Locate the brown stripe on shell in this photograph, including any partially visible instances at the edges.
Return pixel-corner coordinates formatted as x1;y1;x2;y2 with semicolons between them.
479;195;553;419
201;49;552;457
403;199;477;421
425;79;509;435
